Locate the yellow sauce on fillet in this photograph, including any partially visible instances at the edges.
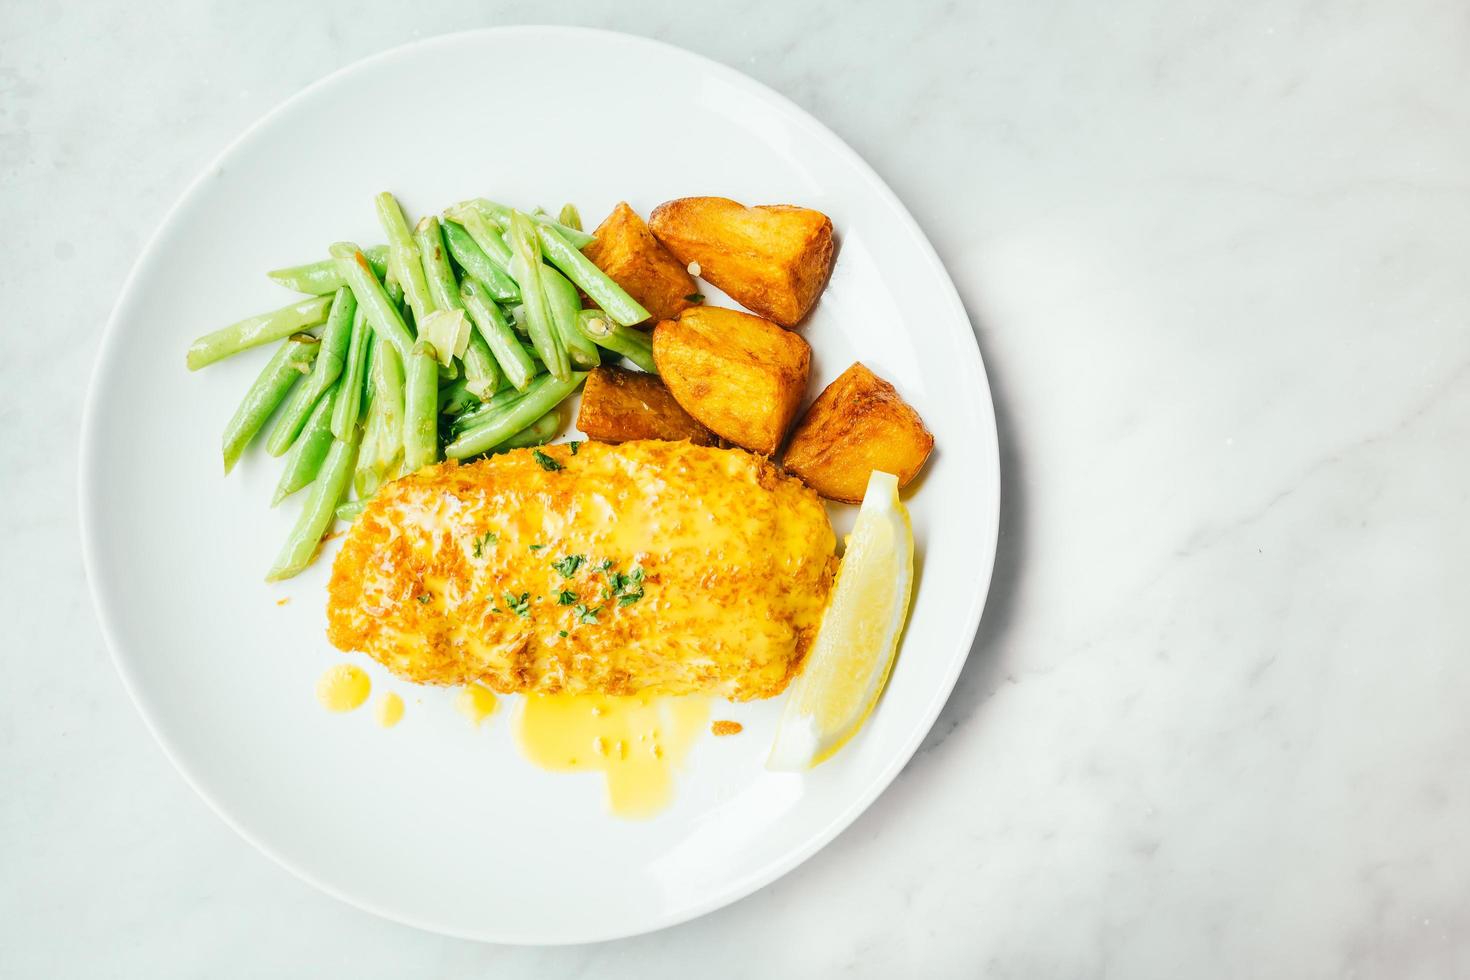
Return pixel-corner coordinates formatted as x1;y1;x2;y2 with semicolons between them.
326;443;836;699
516;695;709;818
456;684;498;726
316;665;370;712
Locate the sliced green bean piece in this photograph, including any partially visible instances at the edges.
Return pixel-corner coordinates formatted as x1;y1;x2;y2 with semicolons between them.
497;409;563;450
538;225;649;327
442;218;519;303
445;372;586;459
542;266;600;369
462;332;501;398
450;210;515;270
576;309;656;373
272;384;338;504
403;340;440;472
376;192;437;323
354;339;405;498
459;277;538;391
449;384;536;435
221;334;319;473
268;246;389;294
335;499;368;523
557;203;582;232
266;287;356;455
265;435;359;582
187;295;331;370
506;211;569;382
329;243;415;359
330;305;371;440
456;198;595;248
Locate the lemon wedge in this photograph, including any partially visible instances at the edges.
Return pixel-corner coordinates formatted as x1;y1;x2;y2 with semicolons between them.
768;470;914;770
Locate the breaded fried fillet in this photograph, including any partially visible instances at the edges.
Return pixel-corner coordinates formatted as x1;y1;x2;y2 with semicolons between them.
326;441;836;699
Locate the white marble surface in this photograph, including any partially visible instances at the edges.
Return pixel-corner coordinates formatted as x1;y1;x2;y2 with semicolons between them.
5;0;1469;976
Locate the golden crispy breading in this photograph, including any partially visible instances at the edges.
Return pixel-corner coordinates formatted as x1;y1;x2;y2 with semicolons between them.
326;441;836;700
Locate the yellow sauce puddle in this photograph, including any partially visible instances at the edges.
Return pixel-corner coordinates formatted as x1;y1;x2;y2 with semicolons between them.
456;684;498;726
317;665;370;712
375;692;405;728
515;694;708;819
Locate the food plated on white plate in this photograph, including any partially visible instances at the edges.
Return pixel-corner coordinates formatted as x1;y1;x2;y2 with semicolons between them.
189;191;933;814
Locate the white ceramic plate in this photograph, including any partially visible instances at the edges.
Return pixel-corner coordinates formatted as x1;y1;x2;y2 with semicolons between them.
79;27;999;944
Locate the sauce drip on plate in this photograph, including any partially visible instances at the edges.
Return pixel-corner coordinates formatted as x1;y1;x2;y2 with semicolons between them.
456;684;498;725
317;665;370;712
515;694;708;818
375;692;405;728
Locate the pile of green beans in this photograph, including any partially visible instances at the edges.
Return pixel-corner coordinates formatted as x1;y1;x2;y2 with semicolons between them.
186;191;656;581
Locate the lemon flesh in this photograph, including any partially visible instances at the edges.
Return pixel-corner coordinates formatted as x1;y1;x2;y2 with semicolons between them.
768;471;914;770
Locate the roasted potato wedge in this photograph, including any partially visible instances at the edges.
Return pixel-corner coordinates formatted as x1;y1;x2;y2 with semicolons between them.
648;197;835;327
652;306;811;455
576;365;716;446
782;362;933;503
582;202;698;324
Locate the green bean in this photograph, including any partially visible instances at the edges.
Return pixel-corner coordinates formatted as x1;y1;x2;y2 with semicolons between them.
330;305;371;440
354;338;405;498
335;499;368;523
451;210;515;269
265;435;359;582
413;216;464;313
497;409;563;450
576;309;656;373
266;287;356;455
462;332;501;398
542;265;600;370
438;377;483;416
442;218;519;303
449;383;536;435
267;246;388;294
187;295;331;370
329;243;415;359
456;198;595;249
272;384;338;504
403;340;440;472
557;203;583;232
538;225;649;326
460;277;538;391
375;192;437;323
506;211;569;382
445;371;586;459
220;334;319;473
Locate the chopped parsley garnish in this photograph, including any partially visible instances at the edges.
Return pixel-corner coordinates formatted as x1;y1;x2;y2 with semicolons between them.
594;558;614;572
556;589;579;606
416;593;432;604
574;603;601;624
603;564;646;606
558;630;569;638
684;293;705;303
532;449;562;471
470;531;497;557
504;591;532;618
551;554;585;578
529;543;545;551
569;441;581;455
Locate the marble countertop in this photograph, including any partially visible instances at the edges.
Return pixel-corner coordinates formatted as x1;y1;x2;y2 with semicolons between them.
5;1;1469;976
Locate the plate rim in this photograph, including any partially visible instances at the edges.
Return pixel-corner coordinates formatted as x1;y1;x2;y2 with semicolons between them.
77;24;1002;945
